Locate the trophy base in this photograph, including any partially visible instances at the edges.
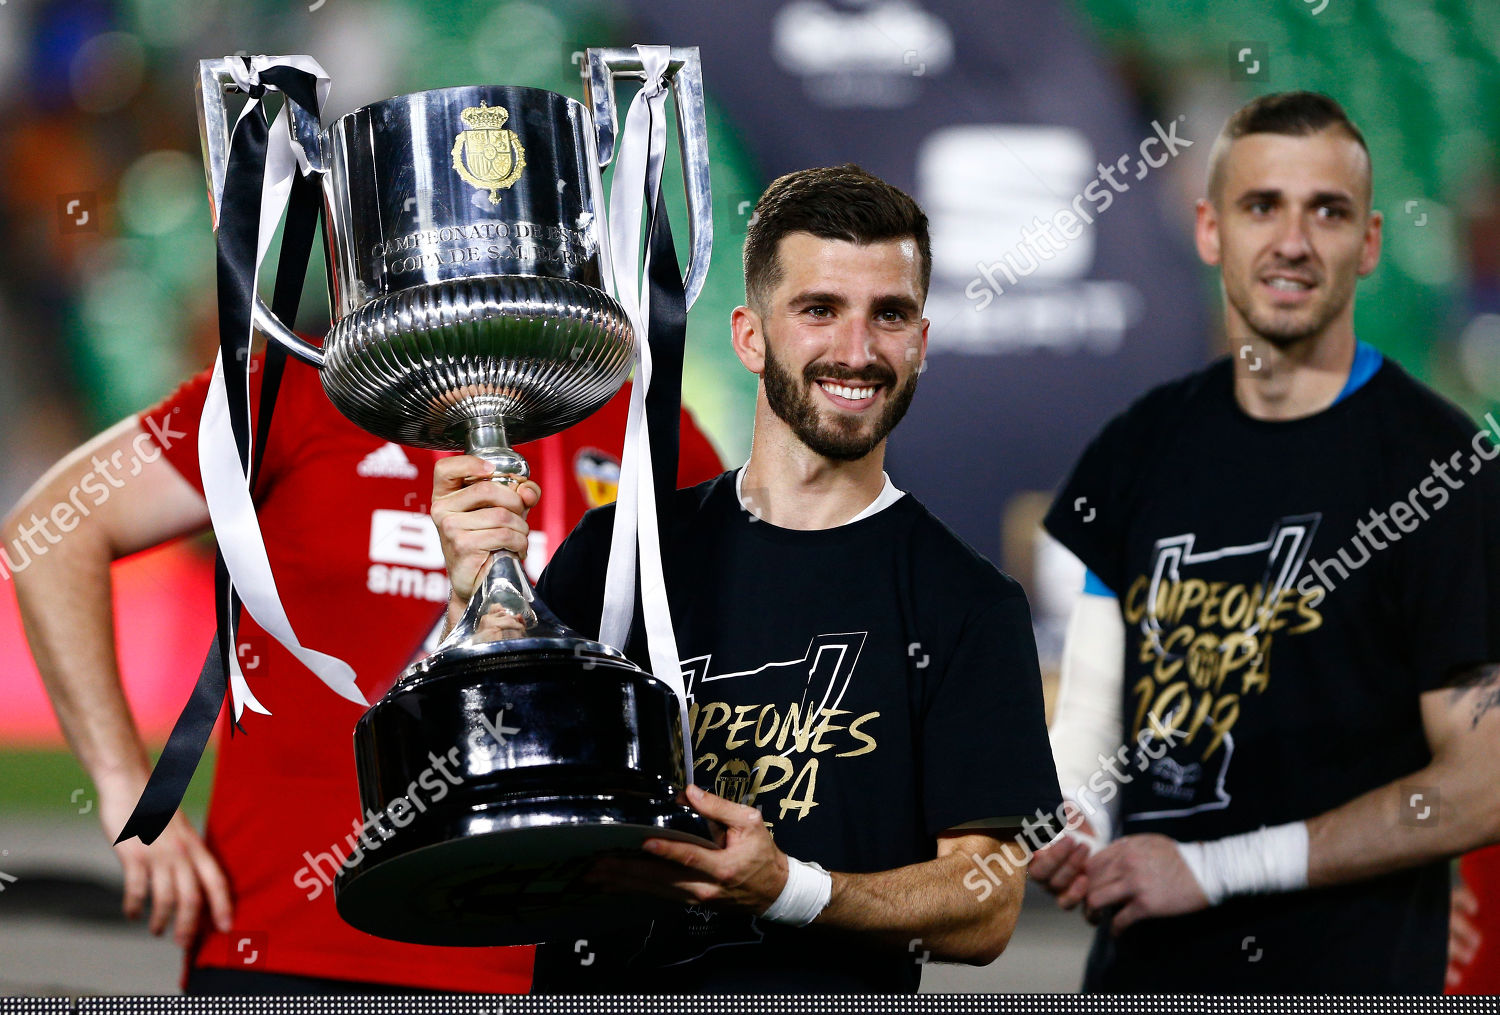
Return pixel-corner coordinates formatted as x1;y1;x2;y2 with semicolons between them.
334;795;711;946
333;642;713;946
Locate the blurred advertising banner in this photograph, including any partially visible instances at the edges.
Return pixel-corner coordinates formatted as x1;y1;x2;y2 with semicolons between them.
629;0;1210;643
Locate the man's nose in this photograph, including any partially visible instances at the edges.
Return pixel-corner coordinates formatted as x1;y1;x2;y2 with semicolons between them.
828;319;878;368
1272;213;1313;261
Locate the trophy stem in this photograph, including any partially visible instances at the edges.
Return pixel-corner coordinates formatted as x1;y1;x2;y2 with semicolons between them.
435;417;538;650
467;416;529;479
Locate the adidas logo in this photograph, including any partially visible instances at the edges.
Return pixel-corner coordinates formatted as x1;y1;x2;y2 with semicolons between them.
357;443;419;480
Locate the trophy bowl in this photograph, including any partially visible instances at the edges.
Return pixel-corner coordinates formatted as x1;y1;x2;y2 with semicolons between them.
197;51;715;945
311;84;637;452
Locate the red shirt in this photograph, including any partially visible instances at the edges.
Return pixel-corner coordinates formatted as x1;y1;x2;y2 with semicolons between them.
139;356;723;990
1451;845;1500;994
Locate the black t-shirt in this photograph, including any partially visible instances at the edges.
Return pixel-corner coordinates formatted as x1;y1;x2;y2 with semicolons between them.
1043;356;1499;993
531;471;1062;993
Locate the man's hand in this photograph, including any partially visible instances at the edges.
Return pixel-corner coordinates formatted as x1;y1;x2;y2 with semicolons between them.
99;779;232;947
586;787;1025;964
588;784;786;914
1084;832;1209;934
431;455;540;605
1029;803;1098;911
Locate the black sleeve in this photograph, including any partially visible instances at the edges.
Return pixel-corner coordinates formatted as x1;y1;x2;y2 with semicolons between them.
1041;408;1152;598
535;504;616;640
1392;433;1500;692
921;589;1062;837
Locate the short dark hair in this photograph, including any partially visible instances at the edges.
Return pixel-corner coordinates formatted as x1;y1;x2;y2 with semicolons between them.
1207;91;1372;205
742;164;932;311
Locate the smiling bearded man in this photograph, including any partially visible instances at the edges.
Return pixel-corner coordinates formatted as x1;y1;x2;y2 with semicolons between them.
429;163;1063;993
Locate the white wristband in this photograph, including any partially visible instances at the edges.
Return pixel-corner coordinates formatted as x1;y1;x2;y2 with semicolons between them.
761;856;832;926
1176;821;1310;906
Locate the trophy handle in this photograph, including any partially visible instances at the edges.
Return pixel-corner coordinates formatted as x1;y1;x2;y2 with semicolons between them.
196;57;328;369
583;47;714;310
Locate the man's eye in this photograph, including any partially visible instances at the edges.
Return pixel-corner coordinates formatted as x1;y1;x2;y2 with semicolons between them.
805;306;832;318
1317;205;1349;220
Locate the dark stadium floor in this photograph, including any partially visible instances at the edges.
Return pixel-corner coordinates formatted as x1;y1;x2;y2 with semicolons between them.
0;809;1093;995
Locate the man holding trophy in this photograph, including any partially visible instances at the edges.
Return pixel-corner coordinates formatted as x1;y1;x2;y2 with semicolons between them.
434;164;1064;992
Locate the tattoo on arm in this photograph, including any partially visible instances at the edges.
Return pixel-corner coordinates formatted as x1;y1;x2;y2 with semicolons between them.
1445;664;1500;729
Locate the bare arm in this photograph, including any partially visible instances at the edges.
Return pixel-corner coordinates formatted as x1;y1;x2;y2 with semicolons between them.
814;829;1027;964
4;416;229;944
595;784;1027;965
1084;664;1500;932
1305;665;1500;886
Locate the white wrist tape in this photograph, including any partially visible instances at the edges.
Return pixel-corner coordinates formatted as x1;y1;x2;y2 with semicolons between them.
761;856;832;926
1176;822;1310;906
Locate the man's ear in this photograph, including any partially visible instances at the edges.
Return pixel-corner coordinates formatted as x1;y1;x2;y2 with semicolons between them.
1358;208;1383;277
731;305;766;375
1194;197;1221;267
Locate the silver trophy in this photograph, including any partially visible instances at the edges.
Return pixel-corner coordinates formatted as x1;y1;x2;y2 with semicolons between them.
197;49;713;945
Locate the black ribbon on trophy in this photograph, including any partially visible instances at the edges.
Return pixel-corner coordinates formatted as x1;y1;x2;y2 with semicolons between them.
645;186;687;522
118;59;329;845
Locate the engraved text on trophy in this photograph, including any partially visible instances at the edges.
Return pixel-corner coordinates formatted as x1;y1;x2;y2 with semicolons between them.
373;221;595;275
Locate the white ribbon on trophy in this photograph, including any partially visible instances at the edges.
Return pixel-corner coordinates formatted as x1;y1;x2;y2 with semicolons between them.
598;45;694;778
199;55;366;720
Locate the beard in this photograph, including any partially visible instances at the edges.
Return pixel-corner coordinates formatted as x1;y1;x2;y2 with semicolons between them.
761;344;919;461
1225;264;1354;350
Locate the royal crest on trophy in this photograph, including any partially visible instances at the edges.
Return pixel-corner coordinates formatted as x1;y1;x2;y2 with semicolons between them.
450;102;527;203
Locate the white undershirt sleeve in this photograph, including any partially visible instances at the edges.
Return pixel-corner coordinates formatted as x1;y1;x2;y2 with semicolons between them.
1049;589;1127;846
